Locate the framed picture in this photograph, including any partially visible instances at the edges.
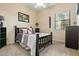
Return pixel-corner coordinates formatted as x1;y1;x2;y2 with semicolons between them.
55;10;70;30
49;16;51;28
18;12;29;23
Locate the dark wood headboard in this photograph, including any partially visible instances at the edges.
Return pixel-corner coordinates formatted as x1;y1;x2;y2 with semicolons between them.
14;26;29;43
15;26;19;43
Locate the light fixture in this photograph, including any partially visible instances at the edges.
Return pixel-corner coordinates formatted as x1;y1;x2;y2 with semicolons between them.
35;3;46;8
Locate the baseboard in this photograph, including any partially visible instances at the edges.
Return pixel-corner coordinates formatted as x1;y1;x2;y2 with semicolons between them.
53;39;65;43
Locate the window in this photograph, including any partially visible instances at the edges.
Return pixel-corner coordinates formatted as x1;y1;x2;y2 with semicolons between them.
55;11;70;30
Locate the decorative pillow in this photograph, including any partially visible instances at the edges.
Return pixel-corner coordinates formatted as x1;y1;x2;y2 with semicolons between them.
22;29;28;34
28;28;33;34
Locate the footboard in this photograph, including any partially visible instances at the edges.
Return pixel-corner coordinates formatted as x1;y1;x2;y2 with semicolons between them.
36;32;52;56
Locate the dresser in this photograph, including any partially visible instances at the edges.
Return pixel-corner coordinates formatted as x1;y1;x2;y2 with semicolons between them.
65;26;79;50
0;27;6;48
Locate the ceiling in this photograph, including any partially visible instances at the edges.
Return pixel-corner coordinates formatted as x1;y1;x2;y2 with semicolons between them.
25;3;56;11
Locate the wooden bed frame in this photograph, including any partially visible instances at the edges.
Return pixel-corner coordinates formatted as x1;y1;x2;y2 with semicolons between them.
15;26;52;56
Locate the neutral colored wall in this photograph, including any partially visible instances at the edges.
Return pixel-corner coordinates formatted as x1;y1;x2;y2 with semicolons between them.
0;3;37;44
37;3;77;42
0;3;77;44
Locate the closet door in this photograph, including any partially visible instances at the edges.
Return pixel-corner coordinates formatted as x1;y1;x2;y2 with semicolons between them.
65;26;78;50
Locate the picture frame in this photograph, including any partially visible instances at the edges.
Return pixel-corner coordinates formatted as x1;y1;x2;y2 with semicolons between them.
49;16;51;28
18;12;29;23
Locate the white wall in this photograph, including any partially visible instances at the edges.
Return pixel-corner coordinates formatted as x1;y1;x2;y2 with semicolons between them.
37;3;77;42
0;3;37;44
0;3;77;44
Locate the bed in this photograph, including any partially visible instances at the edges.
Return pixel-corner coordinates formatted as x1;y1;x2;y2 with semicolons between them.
15;26;52;56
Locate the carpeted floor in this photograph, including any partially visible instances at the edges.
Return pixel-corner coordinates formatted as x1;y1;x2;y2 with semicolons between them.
0;41;78;56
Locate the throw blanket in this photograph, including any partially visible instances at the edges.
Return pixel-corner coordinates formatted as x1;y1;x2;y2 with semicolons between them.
27;34;36;56
21;33;28;45
20;33;30;50
16;33;30;50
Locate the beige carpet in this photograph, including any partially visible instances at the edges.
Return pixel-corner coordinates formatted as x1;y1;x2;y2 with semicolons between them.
0;41;78;56
0;44;30;56
40;41;79;56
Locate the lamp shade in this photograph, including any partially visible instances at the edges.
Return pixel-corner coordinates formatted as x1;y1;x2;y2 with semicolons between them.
0;16;4;21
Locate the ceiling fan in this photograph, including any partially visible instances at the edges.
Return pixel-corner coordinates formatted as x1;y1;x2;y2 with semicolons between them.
34;3;46;8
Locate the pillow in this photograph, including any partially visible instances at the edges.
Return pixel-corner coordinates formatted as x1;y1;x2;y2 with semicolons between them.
28;30;32;34
22;29;28;34
28;27;33;34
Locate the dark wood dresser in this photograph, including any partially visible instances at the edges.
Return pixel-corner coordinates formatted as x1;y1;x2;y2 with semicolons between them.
0;27;6;48
65;26;79;50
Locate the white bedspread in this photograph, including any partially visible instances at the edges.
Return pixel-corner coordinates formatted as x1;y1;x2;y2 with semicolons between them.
27;33;50;56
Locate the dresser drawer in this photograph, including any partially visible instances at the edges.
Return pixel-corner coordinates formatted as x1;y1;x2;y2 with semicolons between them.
0;39;6;48
1;39;6;46
1;28;6;32
0;40;1;48
1;33;6;38
0;27;6;48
